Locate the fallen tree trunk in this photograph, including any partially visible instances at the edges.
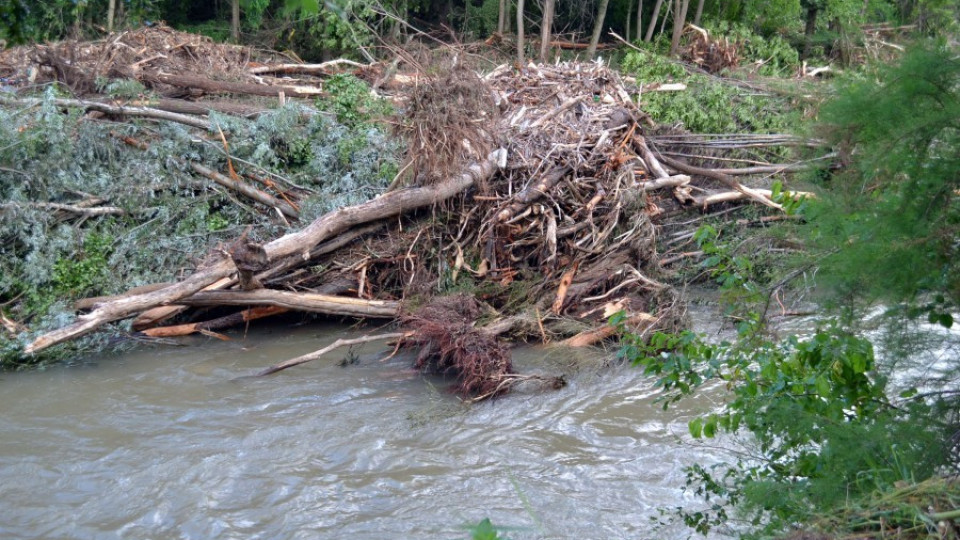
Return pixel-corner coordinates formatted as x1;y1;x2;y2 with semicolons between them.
176;290;400;318
25;150;505;354
139;71;323;98
134;98;267;118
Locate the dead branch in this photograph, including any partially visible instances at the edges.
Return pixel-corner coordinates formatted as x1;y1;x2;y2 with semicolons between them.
0;96;212;131
0;201;125;217
257;332;410;376
562;312;656;347
248;59;370;75
189;162;299;219
656;152;784;211
637;174;690;190
496;166;571;222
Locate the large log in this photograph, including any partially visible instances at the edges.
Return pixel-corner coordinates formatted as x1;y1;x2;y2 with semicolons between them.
176;290;400;318
140;71;323;98
24;150;505;354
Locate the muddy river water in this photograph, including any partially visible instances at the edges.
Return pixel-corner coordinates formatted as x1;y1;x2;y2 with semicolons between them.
0;322;730;539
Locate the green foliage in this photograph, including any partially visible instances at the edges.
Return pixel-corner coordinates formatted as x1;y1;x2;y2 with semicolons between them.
0;90;399;367
619;313;946;536
808;42;960;310
620;50;800;134
316;74;392;128
51;230;113;298
702;21;801;77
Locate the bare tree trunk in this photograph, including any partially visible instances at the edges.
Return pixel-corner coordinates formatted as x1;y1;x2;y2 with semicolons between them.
498;0;506;33
669;0;690;57
625;0;632;42
644;0;664;41
586;0;611;59
802;4;818;59
517;0;525;62
693;0;705;25
504;0;511;33
107;0;116;32
231;0;240;42
635;0;643;43
539;0;556;62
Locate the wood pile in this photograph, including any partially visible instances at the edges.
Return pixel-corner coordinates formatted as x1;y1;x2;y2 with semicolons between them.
1;30;823;400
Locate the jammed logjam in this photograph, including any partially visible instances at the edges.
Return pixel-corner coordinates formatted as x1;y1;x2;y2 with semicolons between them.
3;30;828;399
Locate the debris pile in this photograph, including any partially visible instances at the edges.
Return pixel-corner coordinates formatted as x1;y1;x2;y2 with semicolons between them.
0;32;820;400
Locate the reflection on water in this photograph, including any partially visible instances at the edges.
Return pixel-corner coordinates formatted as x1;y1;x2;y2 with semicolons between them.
0;323;729;539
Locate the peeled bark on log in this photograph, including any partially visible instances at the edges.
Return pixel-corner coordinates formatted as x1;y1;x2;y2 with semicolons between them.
140;306;289;338
139;71;323;98
25;150;505;354
131;277;233;330
175;290;400;318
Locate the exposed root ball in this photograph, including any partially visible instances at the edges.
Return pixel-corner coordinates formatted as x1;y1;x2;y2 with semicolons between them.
401;295;514;399
398;63;498;186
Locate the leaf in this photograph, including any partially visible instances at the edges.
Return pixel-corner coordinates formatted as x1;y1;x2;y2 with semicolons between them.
703;415;718;438
815;375;831;397
938;313;954;328
689;417;704;438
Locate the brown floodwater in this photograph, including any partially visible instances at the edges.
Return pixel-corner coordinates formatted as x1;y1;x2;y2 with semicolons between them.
0;321;731;539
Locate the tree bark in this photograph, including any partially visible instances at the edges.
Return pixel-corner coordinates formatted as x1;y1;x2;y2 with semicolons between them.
669;0;691;57
644;0;664;41
516;0;526;62
498;0;506;33
635;0;643;43
626;0;632;43
107;0;116;32
803;5;819;59
25;151;505;354
231;0;241;43
586;0;611;59
693;0;705;25
539;0;556;62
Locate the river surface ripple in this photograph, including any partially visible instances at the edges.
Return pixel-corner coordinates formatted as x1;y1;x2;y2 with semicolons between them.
0;323;728;539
